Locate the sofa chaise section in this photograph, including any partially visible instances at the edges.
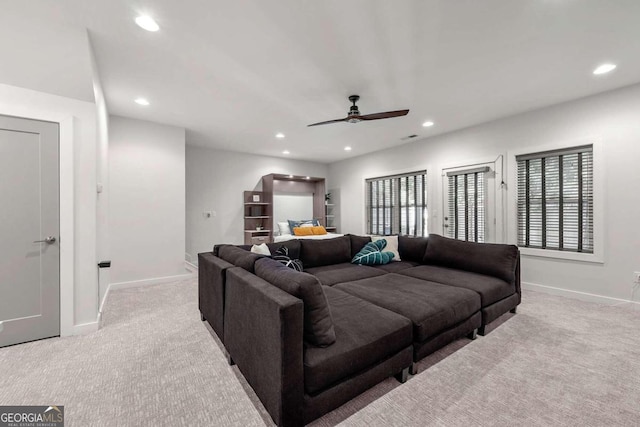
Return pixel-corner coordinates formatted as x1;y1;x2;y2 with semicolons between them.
401;234;520;334
223;263;413;427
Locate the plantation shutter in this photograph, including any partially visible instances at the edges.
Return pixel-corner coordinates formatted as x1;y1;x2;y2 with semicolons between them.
366;171;427;236
516;145;593;253
446;167;488;242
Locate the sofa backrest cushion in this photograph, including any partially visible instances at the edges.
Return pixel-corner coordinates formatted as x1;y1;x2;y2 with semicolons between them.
299;236;351;268
255;257;336;347
218;245;265;273
267;239;301;260
398;235;429;263
348;234;372;259
422;234;518;283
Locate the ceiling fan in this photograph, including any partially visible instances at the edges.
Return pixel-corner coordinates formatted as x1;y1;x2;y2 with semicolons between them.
307;95;409;127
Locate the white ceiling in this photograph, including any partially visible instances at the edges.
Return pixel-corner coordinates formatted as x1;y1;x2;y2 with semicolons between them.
2;1;640;163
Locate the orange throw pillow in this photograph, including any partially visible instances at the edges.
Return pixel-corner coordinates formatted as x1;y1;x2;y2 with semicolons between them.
293;226;314;236
311;226;327;235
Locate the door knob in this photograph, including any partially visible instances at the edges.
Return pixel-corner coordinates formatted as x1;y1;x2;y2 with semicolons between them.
33;236;56;244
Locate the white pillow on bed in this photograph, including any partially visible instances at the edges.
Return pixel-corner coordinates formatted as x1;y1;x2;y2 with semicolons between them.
277;222;291;236
371;235;401;261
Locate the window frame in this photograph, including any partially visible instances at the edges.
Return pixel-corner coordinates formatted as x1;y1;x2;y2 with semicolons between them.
508;138;604;263
364;169;429;237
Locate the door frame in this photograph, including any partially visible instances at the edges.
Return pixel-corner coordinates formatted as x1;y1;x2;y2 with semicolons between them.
0;111;75;337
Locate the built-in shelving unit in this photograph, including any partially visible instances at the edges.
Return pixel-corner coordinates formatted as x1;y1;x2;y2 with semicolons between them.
325;203;337;232
243;191;272;244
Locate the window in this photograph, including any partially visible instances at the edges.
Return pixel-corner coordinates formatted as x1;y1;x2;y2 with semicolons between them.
516;145;593;253
446;167;488;242
366;171;427;236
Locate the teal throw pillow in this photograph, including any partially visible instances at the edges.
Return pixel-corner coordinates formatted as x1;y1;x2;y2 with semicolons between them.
352;240;395;265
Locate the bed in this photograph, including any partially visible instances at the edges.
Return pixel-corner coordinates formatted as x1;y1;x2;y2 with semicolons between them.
274;233;345;243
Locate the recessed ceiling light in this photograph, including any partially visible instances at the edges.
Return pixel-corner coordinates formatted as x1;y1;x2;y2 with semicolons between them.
422;121;434;127
593;63;616;75
283;150;290;155
134;97;150;106
344;146;352;151
288;174;293;178
275;132;285;139
135;15;160;32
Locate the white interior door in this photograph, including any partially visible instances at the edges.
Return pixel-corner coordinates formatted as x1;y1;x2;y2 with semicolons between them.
0;114;59;347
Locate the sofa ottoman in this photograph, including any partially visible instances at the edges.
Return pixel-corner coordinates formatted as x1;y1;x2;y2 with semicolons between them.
334;273;481;361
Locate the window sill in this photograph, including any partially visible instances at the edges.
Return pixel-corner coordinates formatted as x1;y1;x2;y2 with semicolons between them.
519;247;604;264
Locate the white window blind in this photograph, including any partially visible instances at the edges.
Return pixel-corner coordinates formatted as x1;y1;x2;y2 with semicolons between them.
366;171;427;236
517;145;593;253
446;167;488;242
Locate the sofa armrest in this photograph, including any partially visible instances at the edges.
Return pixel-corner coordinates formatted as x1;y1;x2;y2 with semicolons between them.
198;252;234;341
224;267;304;427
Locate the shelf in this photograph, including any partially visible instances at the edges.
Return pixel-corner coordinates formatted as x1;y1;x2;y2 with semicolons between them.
245;202;270;205
326;215;335;218
325;204;335;206
244;216;271;219
245;229;272;233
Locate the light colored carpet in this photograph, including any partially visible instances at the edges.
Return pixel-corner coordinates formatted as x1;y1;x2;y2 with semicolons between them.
1;278;638;427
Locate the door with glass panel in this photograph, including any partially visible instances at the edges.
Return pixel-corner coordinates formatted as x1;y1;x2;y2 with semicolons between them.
443;166;496;242
0;114;60;347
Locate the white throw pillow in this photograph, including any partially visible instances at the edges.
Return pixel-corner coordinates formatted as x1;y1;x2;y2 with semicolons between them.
250;243;271;255
277;222;291;236
371;235;401;261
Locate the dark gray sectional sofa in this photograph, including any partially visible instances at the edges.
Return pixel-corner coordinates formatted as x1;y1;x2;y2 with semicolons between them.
198;233;520;426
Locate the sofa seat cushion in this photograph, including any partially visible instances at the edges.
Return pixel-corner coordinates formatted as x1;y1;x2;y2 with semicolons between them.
400;265;514;307
334;274;480;342
304;263;386;286
372;260;419;273
304;286;412;395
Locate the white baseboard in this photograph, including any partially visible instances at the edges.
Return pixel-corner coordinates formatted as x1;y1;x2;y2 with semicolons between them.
522;281;640;307
71;321;99;336
185;261;197;273
109;271;194;291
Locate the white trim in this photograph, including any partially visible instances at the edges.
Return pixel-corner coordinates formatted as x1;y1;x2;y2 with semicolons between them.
71;321;99;335
58;117;75;337
507;136;605;263
109;272;194;291
522;281;640;306
185;261;198;272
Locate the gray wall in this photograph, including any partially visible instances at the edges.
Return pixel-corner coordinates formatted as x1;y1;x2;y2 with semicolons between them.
329;83;640;304
186;146;328;262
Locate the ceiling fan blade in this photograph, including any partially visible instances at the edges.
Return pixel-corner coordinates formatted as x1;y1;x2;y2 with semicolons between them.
307;117;349;127
359;109;409;121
